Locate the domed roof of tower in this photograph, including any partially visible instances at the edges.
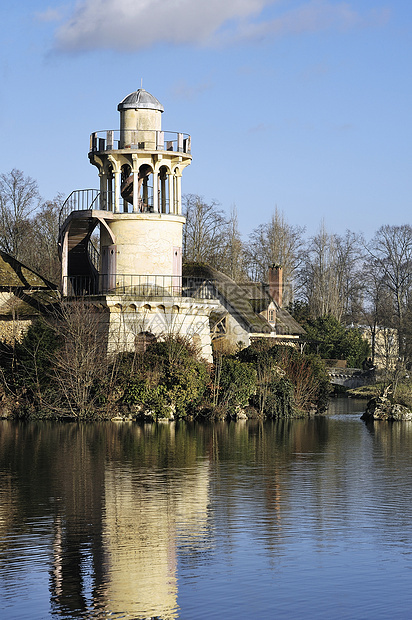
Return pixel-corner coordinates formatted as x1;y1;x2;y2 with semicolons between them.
118;88;164;112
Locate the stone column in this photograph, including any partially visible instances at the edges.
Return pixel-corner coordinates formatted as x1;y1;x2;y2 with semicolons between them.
168;173;174;215
61;230;68;296
114;170;121;213
160;172;167;213
133;170;139;213
175;174;182;214
99;172;107;210
153;171;159;213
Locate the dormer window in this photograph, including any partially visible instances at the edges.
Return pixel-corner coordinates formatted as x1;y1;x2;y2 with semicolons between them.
268;309;275;323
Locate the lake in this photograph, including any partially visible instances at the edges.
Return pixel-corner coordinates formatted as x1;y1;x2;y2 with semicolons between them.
2;398;412;619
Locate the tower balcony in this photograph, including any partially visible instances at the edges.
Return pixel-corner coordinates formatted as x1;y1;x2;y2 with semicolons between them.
62;274;216;299
58;189;185;228
89;130;191;155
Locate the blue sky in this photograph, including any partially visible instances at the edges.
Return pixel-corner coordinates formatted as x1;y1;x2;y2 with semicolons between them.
0;0;411;240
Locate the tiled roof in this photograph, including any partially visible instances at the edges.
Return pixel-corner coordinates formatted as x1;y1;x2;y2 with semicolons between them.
0;251;56;290
183;262;305;336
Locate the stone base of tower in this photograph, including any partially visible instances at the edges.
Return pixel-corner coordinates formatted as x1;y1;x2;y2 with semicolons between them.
96;295;219;362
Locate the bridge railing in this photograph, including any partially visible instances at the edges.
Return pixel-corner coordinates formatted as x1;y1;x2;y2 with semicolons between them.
327;367;376;387
62;275;217;299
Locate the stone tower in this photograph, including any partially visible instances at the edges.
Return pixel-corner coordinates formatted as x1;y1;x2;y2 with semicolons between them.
58;89;217;360
88;89;191;282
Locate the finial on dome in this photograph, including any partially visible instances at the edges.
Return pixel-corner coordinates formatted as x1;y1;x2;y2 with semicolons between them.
118;88;164;112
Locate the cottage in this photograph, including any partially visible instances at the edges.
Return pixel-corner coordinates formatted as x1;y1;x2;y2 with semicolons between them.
183;263;305;353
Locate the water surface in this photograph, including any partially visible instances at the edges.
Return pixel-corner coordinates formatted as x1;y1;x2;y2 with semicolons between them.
2;399;412;619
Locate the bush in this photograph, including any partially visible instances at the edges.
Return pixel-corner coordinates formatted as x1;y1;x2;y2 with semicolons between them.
251;377;294;418
4;319;61;408
124;337;210;418
213;357;257;411
123;379;169;417
238;341;331;414
303;314;370;368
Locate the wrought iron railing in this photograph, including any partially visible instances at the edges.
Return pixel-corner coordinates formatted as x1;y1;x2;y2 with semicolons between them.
59;189;101;227
59;188;173;227
62;275;216;299
87;240;100;270
89;130;191;154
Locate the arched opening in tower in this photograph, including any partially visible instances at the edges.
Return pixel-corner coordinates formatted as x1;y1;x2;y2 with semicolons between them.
121;164;153;212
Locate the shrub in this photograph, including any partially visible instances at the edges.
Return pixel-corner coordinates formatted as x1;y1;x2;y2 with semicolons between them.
123;379;169;417
213;357;257;411
251;377;294;418
303;314;370;368
238;341;331;414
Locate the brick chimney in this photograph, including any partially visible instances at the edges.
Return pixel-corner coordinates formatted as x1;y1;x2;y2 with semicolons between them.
268;265;283;307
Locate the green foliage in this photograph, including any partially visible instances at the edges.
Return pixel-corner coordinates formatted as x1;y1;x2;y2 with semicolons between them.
339;328;371;368
123;379;169;417
16;320;60;372
303;353;332;412
165;357;209;416
288;300;311;325
4;321;330;419
238;341;331;415
251;377;295;418
8;319;60;402
119;338;210;418
214;357;257;411
303;314;370;368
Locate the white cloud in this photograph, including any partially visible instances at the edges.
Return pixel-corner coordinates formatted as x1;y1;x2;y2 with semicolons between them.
172;79;214;101
51;0;389;52
36;7;67;23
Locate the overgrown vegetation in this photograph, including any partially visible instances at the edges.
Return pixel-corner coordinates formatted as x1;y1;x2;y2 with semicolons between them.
297;313;371;368
0;310;331;420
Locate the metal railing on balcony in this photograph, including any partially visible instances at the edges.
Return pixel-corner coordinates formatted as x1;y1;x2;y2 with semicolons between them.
59;189;102;227
59;188;184;231
89;130;191;154
63;274;217;299
59;189;160;227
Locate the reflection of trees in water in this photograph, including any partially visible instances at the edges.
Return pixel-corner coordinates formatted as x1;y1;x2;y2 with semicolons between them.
203;419;331;554
3;412;411;616
0;421;211;618
362;420;412;531
0;421;107;617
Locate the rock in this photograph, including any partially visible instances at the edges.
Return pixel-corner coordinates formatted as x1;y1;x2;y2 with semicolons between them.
361;392;412;421
236;410;248;420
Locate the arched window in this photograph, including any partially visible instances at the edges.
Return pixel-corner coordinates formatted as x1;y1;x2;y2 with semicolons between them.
135;331;156;353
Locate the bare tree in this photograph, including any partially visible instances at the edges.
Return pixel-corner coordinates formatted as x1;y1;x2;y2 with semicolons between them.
31;195;63;283
334;230;365;322
366;224;412;365
219;206;248;281
51;302;110;416
246;208;305;305
300;223;339;318
182;194;227;267
0;169;41;261
299;223;364;321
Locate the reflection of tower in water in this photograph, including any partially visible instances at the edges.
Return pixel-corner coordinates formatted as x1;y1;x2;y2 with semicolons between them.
102;460;210;619
48;446;210;618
